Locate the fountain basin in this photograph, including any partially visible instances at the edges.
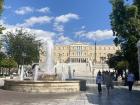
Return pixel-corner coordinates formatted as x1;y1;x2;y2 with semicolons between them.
66;79;86;91
4;80;80;93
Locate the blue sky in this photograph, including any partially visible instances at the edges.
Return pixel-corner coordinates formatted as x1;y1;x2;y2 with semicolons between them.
1;0;133;45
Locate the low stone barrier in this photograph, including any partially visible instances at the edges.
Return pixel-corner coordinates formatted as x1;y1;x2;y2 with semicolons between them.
4;80;80;93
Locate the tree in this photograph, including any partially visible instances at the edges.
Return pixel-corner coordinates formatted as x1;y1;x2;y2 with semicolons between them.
110;0;140;80
4;28;41;66
0;51;6;61
134;0;140;15
115;60;128;70
0;0;4;48
0;0;5;34
0;0;4;15
0;51;6;70
107;51;124;69
0;58;17;75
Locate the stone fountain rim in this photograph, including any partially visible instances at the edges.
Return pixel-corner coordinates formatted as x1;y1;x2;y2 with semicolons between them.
4;79;80;83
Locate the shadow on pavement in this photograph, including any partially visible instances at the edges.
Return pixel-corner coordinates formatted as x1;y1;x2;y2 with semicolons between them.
86;86;140;105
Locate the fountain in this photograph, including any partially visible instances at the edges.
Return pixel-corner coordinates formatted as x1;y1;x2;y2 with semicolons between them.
3;40;85;93
38;40;57;80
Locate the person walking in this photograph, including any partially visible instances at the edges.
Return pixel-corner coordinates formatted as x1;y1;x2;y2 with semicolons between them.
96;71;103;94
104;71;114;95
127;71;135;91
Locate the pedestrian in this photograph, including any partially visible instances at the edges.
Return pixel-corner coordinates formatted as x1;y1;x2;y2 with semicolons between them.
127;71;135;91
96;71;103;94
105;71;114;95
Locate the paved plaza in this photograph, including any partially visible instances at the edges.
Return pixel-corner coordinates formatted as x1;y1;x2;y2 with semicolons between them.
0;77;140;105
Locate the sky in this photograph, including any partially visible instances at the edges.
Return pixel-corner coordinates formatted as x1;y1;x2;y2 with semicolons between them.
0;0;133;45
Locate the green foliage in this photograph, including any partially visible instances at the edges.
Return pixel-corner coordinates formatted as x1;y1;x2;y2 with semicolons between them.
4;28;41;65
107;51;125;69
0;51;6;60
110;0;140;79
0;52;6;67
115;60;128;70
0;58;17;68
0;0;5;49
0;25;5;49
0;0;4;16
134;0;140;15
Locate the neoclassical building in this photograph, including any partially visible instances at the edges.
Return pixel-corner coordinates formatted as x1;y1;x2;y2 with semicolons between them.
53;42;120;64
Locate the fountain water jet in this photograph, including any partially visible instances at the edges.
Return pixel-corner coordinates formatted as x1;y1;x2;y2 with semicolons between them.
40;40;55;74
38;40;57;80
33;65;39;81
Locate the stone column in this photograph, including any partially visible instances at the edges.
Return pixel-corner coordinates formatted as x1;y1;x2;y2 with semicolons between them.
137;40;140;79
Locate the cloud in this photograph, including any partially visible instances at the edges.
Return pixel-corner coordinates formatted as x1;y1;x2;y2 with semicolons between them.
55;35;74;45
81;25;86;29
0;19;5;24
4;5;11;9
29;29;55;41
15;6;51;15
75;30;114;41
54;13;79;32
55;13;79;23
17;16;53;27
75;30;86;37
0;19;76;46
37;7;50;13
15;6;33;15
53;22;64;32
1;19;55;41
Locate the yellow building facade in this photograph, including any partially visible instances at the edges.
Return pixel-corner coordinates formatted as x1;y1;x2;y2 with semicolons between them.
53;42;120;64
